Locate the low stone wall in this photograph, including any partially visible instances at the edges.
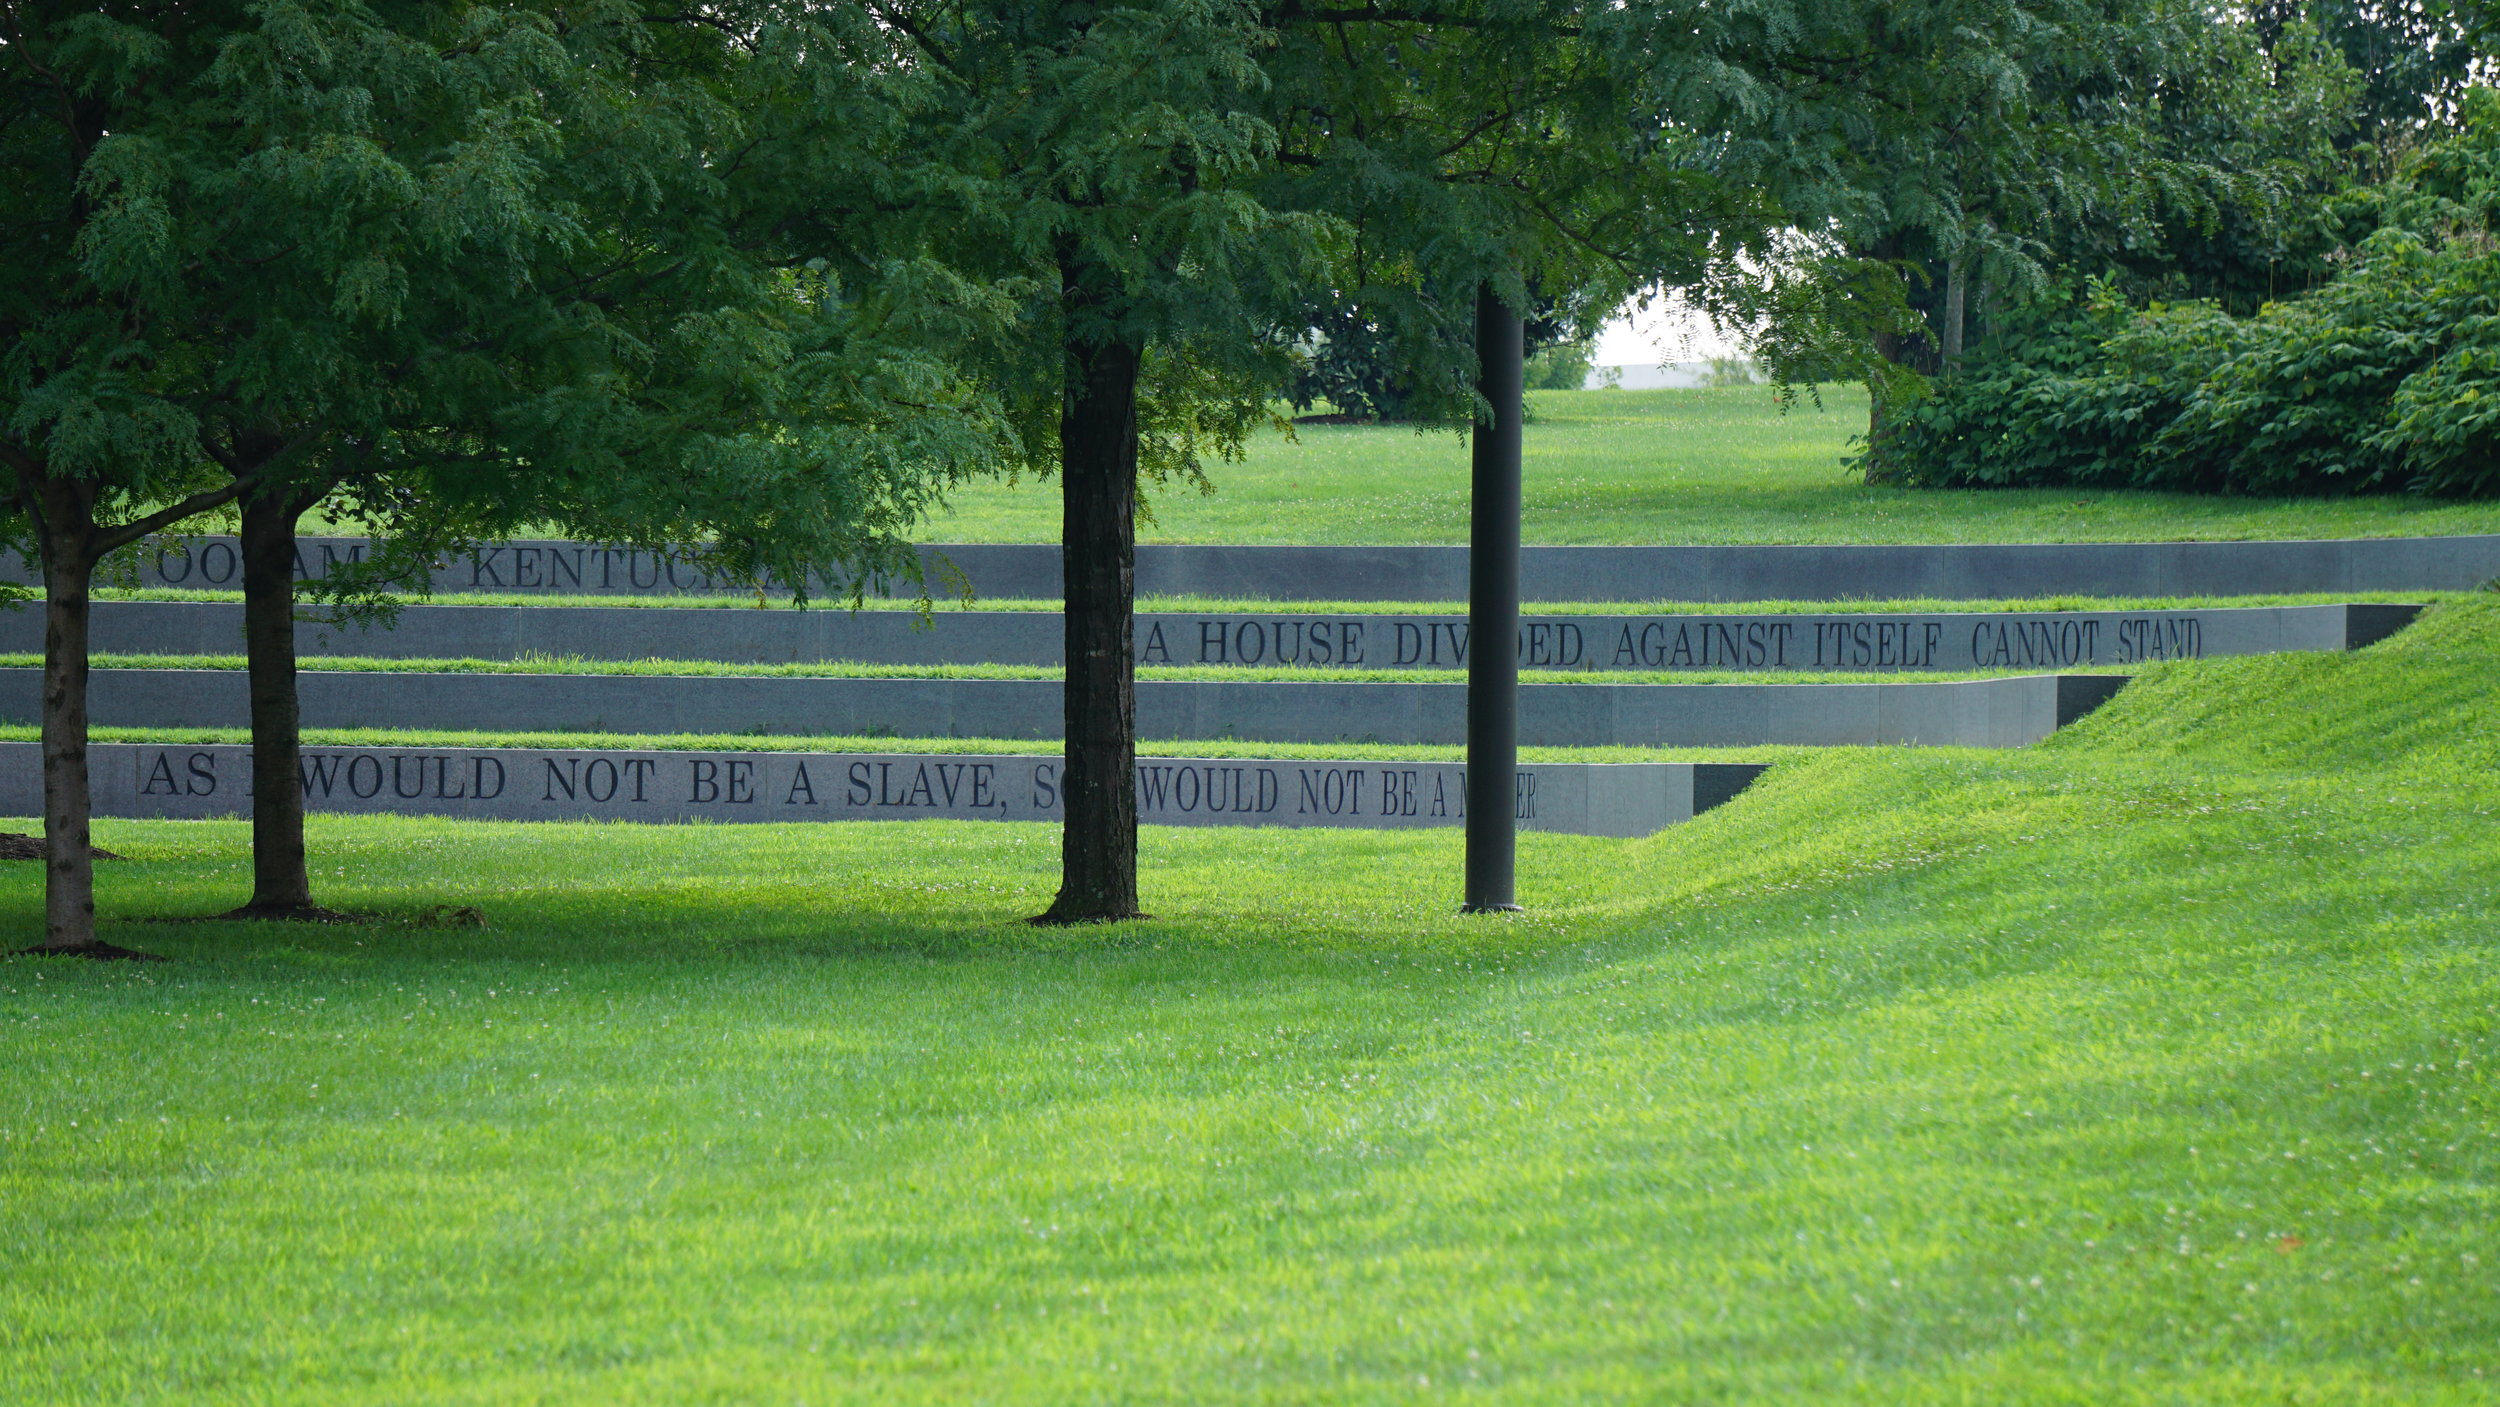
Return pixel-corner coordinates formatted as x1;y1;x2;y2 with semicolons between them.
24;599;2420;671
0;668;2129;747
0;743;1767;838
39;534;2499;602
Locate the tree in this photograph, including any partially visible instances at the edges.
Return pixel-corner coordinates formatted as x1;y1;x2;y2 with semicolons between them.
874;0;1706;920
1286;299;1597;419
223;1;1004;922
2;0;291;953
2256;0;2479;153
1708;0;2369;466
1881;90;2500;499
1525;339;1597;392
1850;2;2500;483
869;0;1328;923
2019;3;2365;318
870;0;2145;920
3;0;1001;948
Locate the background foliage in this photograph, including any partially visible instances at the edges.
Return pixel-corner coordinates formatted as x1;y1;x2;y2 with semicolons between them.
1884;89;2500;498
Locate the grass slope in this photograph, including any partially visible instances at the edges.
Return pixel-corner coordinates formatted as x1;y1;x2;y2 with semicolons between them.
1;601;2494;1403
928;387;2500;545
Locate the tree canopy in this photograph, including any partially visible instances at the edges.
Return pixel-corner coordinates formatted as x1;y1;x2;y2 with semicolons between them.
1;0;1006;948
10;0;2481;944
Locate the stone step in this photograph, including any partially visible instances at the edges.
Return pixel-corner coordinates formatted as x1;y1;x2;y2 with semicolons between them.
29;599;2421;672
0;742;1768;839
57;534;2500;602
1;669;2130;748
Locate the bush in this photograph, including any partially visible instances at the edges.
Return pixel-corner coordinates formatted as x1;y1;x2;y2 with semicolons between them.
1525;340;1596;390
1701;356;1761;387
1887;232;2500;498
1885;90;2500;500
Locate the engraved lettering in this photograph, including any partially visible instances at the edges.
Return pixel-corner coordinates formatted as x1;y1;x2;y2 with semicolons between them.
300;753;343;797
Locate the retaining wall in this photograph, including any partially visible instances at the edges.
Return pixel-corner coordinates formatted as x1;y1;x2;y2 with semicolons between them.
0;742;1766;838
23;599;2420;671
0;668;2129;748
41;534;2500;602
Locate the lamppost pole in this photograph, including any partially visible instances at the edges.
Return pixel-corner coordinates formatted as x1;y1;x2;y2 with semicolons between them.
1464;283;1524;913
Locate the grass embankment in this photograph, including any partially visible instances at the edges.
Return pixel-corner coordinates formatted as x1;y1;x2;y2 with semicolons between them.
928;386;2500;545
91;586;2470;614
2;600;2494;1403
17;653;2129;687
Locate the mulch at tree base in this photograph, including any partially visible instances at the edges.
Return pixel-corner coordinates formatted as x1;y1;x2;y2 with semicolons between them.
13;940;167;961
0;833;123;861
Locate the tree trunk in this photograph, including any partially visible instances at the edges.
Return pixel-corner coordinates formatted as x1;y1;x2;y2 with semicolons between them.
1864;327;1908;482
230;490;322;918
1035;327;1145;924
1942;260;1967;365
38;522;96;950
1858;240;1939;481
15;464;250;956
1865;312;1940;482
23;481;122;956
1463;285;1524;913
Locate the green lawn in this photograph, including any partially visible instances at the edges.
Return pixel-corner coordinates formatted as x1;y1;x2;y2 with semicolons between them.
926;387;2500;545
3;598;2494;1403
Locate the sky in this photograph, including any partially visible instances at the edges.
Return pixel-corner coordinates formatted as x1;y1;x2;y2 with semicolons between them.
1591;291;1744;366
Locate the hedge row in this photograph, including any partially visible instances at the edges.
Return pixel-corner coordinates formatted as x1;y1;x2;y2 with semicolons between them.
1885;230;2500;499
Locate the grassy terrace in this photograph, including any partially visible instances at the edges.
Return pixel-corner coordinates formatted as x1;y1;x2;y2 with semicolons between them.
90;587;2471;614
261;387;2500;550
925;387;2500;545
11;653;2132;686
3;597;2493;1402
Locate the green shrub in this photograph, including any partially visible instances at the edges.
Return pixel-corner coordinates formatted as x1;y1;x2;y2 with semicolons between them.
1887;90;2500;500
1889;232;2500;497
1525;339;1597;390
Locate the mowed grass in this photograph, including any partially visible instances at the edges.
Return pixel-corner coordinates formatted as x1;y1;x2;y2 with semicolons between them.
929;387;2500;545
2;601;2496;1403
4;725;1805;766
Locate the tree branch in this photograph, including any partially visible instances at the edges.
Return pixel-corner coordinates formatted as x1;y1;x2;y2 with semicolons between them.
92;478;259;557
864;2;968;80
1275;3;1579;38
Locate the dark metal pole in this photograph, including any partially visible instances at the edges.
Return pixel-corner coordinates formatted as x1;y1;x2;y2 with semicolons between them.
1464;283;1524;913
